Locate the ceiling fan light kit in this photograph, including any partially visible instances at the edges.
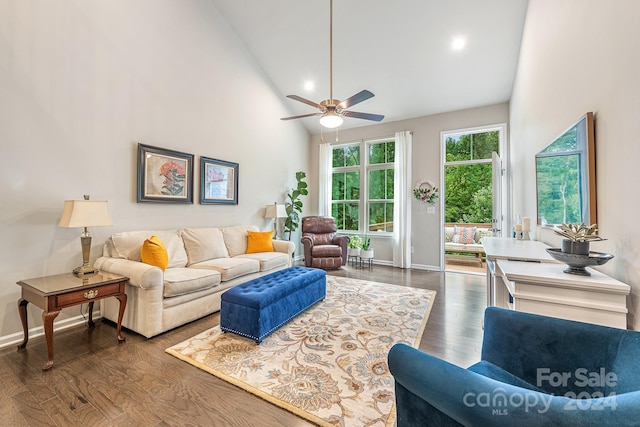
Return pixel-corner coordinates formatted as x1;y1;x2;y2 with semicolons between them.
281;0;384;129
319;112;343;128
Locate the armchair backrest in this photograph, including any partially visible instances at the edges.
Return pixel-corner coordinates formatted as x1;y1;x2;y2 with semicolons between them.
302;216;337;245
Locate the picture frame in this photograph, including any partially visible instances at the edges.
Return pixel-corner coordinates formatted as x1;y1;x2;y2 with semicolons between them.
137;143;194;203
200;156;238;205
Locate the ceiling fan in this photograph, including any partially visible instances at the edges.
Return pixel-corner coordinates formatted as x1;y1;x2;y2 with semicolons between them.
280;0;384;129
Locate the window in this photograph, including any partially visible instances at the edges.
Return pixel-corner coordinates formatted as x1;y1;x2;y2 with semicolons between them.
443;129;499;223
331;138;395;233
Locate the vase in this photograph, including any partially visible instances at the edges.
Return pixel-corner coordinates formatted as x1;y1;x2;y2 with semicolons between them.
360;249;374;259
561;239;590;256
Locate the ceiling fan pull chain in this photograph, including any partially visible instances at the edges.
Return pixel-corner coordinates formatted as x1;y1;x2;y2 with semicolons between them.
335;127;339;143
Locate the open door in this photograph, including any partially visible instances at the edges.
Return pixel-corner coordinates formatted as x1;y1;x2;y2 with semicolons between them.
491;151;504;237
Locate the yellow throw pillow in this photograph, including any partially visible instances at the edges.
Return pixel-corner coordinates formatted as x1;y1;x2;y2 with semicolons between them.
141;235;169;271
246;230;274;253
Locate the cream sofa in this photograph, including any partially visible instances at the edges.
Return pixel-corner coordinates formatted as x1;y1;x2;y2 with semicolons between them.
95;225;294;338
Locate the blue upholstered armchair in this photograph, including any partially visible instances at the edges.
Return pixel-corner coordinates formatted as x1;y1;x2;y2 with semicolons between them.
388;307;640;426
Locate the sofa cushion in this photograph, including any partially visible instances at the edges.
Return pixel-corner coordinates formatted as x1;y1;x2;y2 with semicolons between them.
181;227;230;265
141;235;169;271
452;225;477;244
189;257;260;281
246;230;274;253
162;268;222;298
236;252;290;272
110;230;188;268
222;225;259;257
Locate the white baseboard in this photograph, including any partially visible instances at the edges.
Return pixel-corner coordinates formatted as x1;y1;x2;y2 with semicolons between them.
410;263;442;271
0;311;102;350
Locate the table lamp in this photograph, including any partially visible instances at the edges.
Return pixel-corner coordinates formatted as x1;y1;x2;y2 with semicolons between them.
58;195;113;276
264;203;287;239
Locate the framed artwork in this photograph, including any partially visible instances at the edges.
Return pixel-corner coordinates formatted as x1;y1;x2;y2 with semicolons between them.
200;156;238;204
137;143;194;203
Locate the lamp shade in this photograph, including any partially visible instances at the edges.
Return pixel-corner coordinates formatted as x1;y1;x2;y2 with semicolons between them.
58;200;113;228
319;112;343;129
264;204;287;219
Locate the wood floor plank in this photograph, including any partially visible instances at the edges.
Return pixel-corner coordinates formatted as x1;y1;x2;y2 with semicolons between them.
0;265;486;426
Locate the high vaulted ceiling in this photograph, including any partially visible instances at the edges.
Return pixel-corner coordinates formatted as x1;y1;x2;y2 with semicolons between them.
209;0;529;132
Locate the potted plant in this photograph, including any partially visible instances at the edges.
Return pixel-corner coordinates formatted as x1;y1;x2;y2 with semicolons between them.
348;235;362;256
359;235;374;259
283;171;308;241
553;222;604;255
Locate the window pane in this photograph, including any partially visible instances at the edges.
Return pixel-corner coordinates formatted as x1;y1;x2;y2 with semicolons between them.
472;131;500;159
332;171;360;200
332;145;360;167
369;202;394;232
368;169;394;199
446;131;499;162
445;163;492;223
536;154;581;225
369;141;395;164
333;202;359;231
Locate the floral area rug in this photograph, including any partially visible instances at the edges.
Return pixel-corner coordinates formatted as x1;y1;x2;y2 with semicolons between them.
166;275;435;427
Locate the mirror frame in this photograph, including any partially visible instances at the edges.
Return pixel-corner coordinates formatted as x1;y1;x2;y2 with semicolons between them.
535;112;596;226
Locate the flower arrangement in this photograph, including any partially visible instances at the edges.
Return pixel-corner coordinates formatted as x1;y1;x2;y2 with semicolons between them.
413;180;439;204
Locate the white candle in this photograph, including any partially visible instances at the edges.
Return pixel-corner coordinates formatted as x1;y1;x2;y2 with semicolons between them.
522;217;531;231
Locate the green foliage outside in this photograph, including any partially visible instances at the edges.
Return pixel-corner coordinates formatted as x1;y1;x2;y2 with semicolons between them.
536;123;582;225
331;141;394;232
445;131;498;224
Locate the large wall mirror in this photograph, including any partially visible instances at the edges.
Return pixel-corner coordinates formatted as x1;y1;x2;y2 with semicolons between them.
535;112;596;226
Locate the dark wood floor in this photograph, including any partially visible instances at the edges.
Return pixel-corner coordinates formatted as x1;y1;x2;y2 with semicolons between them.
0;265;486;426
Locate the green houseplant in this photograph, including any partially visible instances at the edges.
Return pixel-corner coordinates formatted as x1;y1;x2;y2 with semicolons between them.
347;235;362;256
283;171;308;241
360;235;374;259
554;222;604;255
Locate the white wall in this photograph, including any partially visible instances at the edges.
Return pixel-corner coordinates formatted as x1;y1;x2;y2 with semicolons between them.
0;1;310;344
308;103;509;269
510;0;640;329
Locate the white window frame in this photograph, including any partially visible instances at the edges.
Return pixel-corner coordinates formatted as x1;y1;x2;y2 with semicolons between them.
330;137;396;236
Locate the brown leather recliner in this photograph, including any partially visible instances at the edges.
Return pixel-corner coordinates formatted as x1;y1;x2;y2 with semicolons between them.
301;216;350;270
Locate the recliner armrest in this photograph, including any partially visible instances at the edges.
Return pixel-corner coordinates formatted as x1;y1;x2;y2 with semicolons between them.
331;234;349;247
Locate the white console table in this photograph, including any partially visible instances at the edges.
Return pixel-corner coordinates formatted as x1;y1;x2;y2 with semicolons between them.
483;237;629;329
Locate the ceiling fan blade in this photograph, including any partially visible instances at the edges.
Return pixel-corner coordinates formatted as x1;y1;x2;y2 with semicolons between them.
336;90;374;110
286;95;325;110
342;110;385;122
281;113;322;121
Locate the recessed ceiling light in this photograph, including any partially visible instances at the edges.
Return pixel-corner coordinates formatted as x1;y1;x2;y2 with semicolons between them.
452;37;466;51
304;81;315;91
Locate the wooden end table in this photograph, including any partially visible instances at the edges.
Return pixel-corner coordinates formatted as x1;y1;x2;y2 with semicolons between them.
16;272;128;370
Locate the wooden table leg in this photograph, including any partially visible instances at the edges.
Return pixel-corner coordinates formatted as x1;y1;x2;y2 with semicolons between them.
115;293;127;342
17;298;29;350
42;309;60;371
87;301;95;328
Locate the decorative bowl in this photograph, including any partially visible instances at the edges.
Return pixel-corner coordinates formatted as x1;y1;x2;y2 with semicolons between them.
546;248;614;276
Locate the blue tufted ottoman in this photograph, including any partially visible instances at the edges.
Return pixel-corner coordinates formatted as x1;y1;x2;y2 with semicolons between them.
220;266;326;343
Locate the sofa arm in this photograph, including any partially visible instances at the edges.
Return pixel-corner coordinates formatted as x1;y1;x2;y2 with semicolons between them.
272;239;295;258
388;343;639;426
95;256;163;290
